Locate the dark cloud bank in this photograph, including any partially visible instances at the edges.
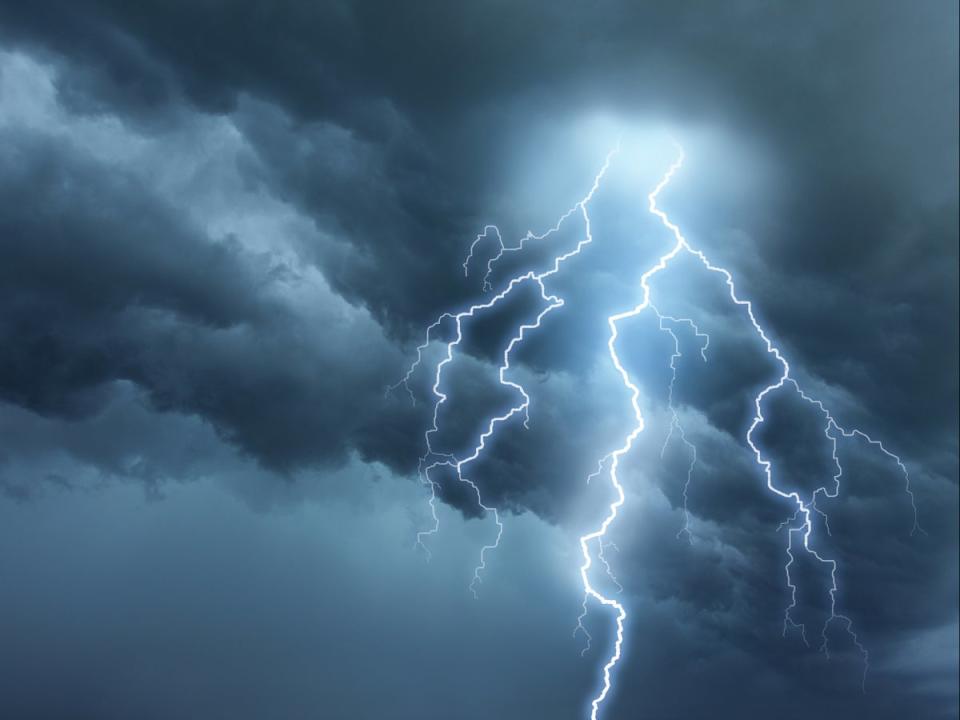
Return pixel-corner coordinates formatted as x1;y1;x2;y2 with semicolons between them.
0;2;956;719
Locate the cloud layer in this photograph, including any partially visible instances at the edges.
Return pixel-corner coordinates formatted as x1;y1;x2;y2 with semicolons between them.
0;3;956;718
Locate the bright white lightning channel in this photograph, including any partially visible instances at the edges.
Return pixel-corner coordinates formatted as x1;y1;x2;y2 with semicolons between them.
391;144;618;596
392;140;921;719
576;143;921;718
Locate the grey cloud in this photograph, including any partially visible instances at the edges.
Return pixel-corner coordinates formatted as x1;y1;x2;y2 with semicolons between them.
0;3;954;719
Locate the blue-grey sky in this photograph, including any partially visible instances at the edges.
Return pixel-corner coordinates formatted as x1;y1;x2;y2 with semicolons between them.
0;3;956;719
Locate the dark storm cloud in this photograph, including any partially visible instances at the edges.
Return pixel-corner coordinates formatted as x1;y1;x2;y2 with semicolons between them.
0;2;955;719
0;127;263;412
0;96;421;475
229;96;474;330
3;1;952;327
2;0;952;474
1;0;954;466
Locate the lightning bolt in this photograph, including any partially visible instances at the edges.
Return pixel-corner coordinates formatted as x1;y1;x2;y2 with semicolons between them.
652;306;709;542
576;151;692;720
391;144;619;594
393;137;921;719
576;142;921;718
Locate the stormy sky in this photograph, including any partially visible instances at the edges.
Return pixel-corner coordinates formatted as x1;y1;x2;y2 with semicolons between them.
0;2;957;719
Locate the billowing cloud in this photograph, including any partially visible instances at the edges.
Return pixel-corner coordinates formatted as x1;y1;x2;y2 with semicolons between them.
0;3;955;719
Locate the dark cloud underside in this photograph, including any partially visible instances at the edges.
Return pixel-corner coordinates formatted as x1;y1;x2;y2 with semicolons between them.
0;2;955;719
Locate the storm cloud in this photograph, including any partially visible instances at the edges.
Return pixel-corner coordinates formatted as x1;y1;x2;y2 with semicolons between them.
0;2;955;719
